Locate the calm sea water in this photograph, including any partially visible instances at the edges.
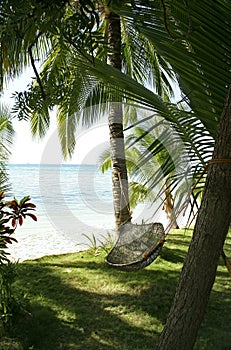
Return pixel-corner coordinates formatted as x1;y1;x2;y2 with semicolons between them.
7;163;116;232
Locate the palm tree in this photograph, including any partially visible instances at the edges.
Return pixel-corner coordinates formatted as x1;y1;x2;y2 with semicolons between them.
100;114;196;229
0;0;175;228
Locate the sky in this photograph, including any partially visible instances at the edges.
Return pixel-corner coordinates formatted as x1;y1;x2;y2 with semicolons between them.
2;68;110;164
2;67;182;165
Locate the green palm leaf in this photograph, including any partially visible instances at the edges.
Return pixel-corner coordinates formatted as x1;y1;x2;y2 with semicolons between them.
0;103;14;192
116;0;230;134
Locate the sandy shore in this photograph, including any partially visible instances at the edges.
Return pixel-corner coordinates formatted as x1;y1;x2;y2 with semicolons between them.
7;228;88;262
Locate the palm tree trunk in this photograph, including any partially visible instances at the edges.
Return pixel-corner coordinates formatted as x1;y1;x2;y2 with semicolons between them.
155;87;231;350
106;11;131;227
163;185;179;229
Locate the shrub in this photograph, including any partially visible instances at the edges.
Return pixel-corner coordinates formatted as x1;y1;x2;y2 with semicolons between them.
0;193;36;328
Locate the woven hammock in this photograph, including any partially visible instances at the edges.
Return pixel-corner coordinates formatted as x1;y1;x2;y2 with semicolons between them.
105;222;165;272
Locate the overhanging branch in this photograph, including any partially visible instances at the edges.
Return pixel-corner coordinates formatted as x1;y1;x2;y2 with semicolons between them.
28;35;46;100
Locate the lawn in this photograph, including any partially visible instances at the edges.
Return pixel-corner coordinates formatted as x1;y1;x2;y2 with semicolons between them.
1;229;231;350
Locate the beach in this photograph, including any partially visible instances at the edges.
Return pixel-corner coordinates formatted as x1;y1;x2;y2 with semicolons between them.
7;227;83;262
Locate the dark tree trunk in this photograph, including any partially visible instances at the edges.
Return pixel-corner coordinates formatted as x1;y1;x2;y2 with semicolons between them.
155;87;231;350
106;11;131;227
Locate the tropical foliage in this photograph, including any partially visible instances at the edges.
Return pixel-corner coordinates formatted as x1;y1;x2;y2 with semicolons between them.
0;105;14;194
0;194;37;326
96;0;229;221
0;0;174;150
1;1;225;227
1;0;228;223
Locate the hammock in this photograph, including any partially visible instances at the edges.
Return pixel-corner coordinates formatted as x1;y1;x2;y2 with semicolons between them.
105;222;165;272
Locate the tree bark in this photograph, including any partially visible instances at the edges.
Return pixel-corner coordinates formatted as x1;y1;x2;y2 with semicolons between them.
163;185;179;229
155;87;231;350
106;11;131;227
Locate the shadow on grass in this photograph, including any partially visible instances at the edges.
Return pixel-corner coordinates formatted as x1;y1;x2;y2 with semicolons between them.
10;258;179;350
160;246;186;264
195;273;231;350
9;229;231;350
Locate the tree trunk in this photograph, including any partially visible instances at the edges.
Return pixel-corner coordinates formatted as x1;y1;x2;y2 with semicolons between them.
155;87;231;350
163;185;179;229
106;11;131;227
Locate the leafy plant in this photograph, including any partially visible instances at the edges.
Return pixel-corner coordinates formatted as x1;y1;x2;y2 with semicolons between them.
81;231;115;256
0;193;37;327
0;262;20;326
0;193;37;263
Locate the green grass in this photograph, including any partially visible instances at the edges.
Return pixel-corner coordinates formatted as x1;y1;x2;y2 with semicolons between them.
2;229;231;350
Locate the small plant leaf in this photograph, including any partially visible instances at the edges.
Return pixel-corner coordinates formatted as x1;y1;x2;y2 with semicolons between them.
23;203;36;208
26;213;37;221
19;196;31;206
11;218;17;228
19;216;23;226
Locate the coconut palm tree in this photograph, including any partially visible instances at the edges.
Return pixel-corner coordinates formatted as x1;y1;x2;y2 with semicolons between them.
0;0;176;227
100;116;191;229
100;100;214;231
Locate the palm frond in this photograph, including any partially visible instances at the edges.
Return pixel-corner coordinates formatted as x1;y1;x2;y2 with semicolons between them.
0;104;14;160
99;148;111;173
0;0;53;88
120;18;175;99
0;103;14;192
57;108;81;160
117;0;231;134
